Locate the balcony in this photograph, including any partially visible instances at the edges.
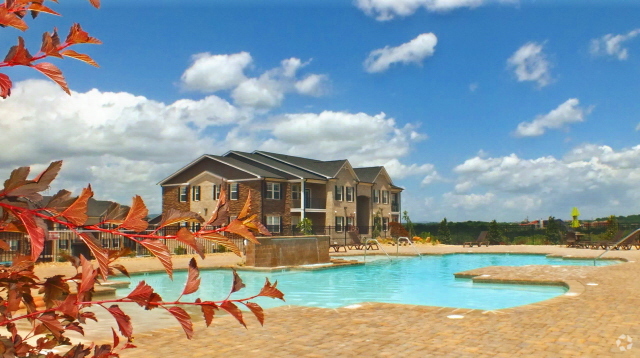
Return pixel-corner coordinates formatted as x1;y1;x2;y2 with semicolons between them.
391;203;399;212
291;198;326;210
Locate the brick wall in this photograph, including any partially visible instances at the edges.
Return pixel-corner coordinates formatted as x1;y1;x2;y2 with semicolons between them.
229;181;263;217
162;186;189;212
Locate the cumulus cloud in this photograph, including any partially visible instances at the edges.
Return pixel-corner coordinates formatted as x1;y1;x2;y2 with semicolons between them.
364;33;438;73
1;81;431;211
182;54;328;109
355;0;488;21
507;42;552;88
443;144;640;221
514;98;591;137
590;29;640;60
181;52;252;92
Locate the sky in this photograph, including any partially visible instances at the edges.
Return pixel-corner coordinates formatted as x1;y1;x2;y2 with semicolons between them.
1;0;640;223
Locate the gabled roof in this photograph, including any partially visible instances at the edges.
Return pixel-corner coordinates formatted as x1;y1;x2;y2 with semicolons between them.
225;151;325;180
211;155;287;179
254;151;348;178
353;167;383;183
39;197;130;225
158;155;262;185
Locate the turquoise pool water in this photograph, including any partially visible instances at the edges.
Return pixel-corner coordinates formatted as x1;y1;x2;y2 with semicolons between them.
116;254;620;311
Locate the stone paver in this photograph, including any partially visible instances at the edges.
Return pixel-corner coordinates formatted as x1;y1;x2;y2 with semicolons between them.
34;246;640;357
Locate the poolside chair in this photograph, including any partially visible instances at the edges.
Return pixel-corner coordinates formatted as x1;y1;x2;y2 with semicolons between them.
329;240;347;252
611;231;640;250
463;231;488;247
348;231;379;250
565;231;578;248
592;230;625;250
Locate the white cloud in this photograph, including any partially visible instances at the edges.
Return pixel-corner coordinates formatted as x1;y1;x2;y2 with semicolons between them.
507;42;552;88
514;98;591;137
364;33;438;73
590;29;640;60
444;144;640;220
355;0;487;21
183;54;328;110
0;80;251;211
181;52;252;92
469;83;479;92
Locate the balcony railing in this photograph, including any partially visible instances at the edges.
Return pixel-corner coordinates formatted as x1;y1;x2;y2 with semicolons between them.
391;203;399;212
291;198;326;209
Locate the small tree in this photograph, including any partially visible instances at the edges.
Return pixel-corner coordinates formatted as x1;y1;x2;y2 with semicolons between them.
487;219;506;245
389;222;409;239
296;217;313;235
545;216;563;244
604;215;619;240
402;210;415;238
372;208;383;239
437;218;451;244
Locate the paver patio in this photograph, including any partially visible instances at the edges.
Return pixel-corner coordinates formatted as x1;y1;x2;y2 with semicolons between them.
35;245;640;357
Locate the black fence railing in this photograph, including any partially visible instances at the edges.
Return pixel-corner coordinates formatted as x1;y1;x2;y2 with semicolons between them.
291;198;326;209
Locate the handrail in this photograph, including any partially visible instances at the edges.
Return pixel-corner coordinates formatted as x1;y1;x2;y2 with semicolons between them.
363;238;391;262
396;237;422;258
594;228;640;265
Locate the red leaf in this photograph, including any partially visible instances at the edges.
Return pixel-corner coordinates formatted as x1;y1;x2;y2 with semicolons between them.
17;210;45;261
167;306;193;339
102;202;128;225
60;185;93;225
182;258;200;295
196;299;217;327
61;49;99;68
78;255;97;300
110;263;129;278
66;23;102;45
139;239;172;279
158;208;203;229
118;195;148;232
0;7;27;31
257;278;285;301
37;312;65;339
65;322;84;336
4;37;32;65
220;301;246;328
28;3;61;16
0;240;10;251
111;328;120;349
57;293;79;317
2;165;30;193
3;161;62;200
40;30;62;59
205;189;229;226
243;302;264;326
176;227;204;259
225;219;259;244
238;191;253;219
33;62;69;95
198;232;241;256
126;280;162;310
107;305;132;338
77;233;109;280
0;73;11;98
230;269;245;294
88;0;101;9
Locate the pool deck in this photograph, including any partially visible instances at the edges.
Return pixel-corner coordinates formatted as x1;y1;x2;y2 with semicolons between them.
34;245;640;357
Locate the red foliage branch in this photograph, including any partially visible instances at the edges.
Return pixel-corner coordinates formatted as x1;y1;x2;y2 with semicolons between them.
0;162;283;358
0;0;101;98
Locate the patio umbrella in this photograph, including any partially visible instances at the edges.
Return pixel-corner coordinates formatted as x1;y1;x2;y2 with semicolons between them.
571;207;580;228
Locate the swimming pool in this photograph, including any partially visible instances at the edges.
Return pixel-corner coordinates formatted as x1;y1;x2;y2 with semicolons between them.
115;254;620;311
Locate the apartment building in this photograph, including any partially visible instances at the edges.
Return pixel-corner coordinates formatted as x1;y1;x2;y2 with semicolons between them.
158;151;403;239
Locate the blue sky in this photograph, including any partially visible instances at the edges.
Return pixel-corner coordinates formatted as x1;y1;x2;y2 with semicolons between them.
1;0;640;222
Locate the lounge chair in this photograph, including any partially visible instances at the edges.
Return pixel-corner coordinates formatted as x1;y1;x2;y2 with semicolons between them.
592;230;625;250
348;231;379;250
463;231;488;247
329;240;347;252
610;231;640;250
565;231;578;248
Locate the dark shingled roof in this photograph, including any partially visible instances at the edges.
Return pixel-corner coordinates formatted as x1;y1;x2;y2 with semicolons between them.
209;155;287;179
353;167;383;183
254;151;347;178
225;151;325;180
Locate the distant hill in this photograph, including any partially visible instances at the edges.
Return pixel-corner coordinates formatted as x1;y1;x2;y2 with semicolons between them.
593;214;640;224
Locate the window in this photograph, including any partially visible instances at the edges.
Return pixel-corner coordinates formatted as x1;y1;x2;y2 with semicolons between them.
373;189;380;203
346;216;354;231
212;184;220;200
266;216;281;233
192;186;201;201
383;217;389;232
335;216;345;232
229;183;239;200
334;185;344;201
179;186;188;202
345;187;354;202
111;238;121;248
382;190;389;204
291;184;301;200
58;239;68;250
266;182;281;200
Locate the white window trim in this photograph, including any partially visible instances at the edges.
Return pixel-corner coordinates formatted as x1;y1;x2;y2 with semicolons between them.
192;185;201;201
335;185;344;201
266;215;281;233
267;182;281;200
346;187;354;202
291;184;301;200
335;216;345;232
179;186;188;202
382;190;389;204
230;183;239;200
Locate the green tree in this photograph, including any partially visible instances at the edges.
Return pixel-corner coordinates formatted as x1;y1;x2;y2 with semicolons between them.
487;219;506;245
438;218;451;244
296;217;313;235
604;215;619;240
372;208;383;239
545;216;563;244
402;210;415;238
